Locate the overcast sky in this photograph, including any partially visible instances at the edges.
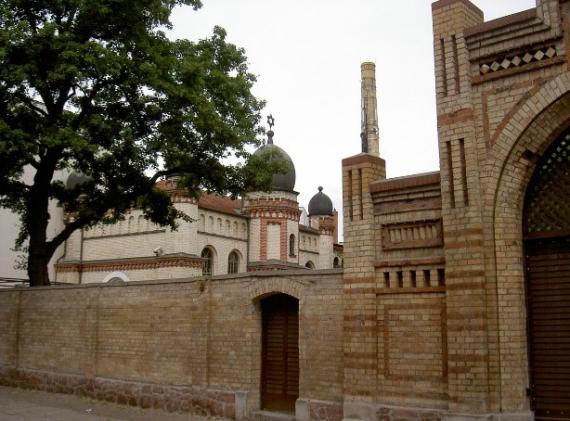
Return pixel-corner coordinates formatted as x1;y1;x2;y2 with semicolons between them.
170;0;536;240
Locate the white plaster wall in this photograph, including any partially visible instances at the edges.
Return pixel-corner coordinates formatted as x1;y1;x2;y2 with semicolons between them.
266;223;280;260
0;207;28;279
197;232;247;276
81;265;202;284
287;219;299;264
196;209;247;240
300;232;319;253
63;229;82;261
299;251;318;269
168;202;199;255
0;167;65;282
82;231;167;260
317;234;334;269
248;219;260;261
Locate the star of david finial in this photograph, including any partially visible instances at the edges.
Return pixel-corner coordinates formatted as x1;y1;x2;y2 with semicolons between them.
267;114;275;130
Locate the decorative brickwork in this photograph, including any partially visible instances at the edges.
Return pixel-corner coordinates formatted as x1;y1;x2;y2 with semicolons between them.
55;254;203;273
380;220;443;250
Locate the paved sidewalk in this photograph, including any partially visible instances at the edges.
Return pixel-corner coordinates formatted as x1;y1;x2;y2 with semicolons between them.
0;386;228;420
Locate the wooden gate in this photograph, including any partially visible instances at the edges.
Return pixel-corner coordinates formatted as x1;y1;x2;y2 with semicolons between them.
261;294;299;412
527;238;570;419
524;131;570;419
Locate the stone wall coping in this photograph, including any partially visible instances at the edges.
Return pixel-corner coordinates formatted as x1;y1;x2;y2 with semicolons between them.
431;0;483;18
464;8;537;38
370;171;441;193
0;269;343;292
341;153;386;168
58;253;202;266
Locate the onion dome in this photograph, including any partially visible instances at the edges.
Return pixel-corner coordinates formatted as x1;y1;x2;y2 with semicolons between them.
308;186;333;216
252;122;296;192
66;171;90;189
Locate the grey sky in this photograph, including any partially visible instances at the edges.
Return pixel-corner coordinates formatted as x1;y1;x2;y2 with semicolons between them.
170;0;536;239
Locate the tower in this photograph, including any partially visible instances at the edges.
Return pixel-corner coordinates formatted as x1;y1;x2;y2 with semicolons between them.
341;62;386;418
243;118;302;270
360;62;380;156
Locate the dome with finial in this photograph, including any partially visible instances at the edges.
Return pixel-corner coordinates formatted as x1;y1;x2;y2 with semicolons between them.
308;186;333;216
252;115;296;192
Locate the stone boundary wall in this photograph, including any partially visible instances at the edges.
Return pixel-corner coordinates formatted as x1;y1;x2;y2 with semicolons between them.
0;270;343;420
0;365;237;418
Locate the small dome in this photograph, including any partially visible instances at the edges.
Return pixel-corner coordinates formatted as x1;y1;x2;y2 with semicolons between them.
66;171;90;189
253;134;296;192
308;186;333;216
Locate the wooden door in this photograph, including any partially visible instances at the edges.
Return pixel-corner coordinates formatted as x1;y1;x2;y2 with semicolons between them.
524;131;570;419
261;294;299;412
527;237;570;420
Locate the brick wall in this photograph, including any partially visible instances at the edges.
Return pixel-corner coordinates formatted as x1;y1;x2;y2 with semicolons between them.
431;0;569;416
0;270;343;420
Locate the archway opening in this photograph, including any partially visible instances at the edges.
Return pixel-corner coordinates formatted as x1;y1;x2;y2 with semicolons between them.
260;293;299;412
524;130;570;419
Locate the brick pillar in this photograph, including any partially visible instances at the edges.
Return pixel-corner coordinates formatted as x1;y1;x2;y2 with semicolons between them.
342;154;385;418
432;0;491;414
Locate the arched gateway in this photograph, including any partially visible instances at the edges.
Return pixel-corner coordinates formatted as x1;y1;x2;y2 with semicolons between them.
524;131;570;419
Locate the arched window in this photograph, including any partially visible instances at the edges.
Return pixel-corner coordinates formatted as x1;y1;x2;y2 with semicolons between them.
228;251;239;274
102;271;130;283
289;234;296;256
333;257;341;268
199;214;205;231
201;247;214;276
305;261;315;269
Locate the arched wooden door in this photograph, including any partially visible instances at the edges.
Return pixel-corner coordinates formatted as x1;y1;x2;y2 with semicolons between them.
524;132;570;419
261;294;299;412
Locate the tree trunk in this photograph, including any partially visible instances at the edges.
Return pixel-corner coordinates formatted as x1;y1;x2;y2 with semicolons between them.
27;245;51;286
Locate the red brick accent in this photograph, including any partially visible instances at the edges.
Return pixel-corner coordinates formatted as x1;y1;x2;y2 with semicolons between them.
55;255;203;273
318;216;336;235
280;222;288;260
260;220;268;260
259;219;288;260
437;108;473;127
243;197;301;221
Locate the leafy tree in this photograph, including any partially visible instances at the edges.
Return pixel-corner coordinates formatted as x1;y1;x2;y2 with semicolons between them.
0;0;282;286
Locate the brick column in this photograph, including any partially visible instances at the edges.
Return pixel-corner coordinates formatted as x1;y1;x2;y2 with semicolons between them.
432;0;491;414
342;154;385;418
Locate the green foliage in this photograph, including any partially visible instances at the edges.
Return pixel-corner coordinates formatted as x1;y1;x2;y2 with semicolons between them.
0;0;280;284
